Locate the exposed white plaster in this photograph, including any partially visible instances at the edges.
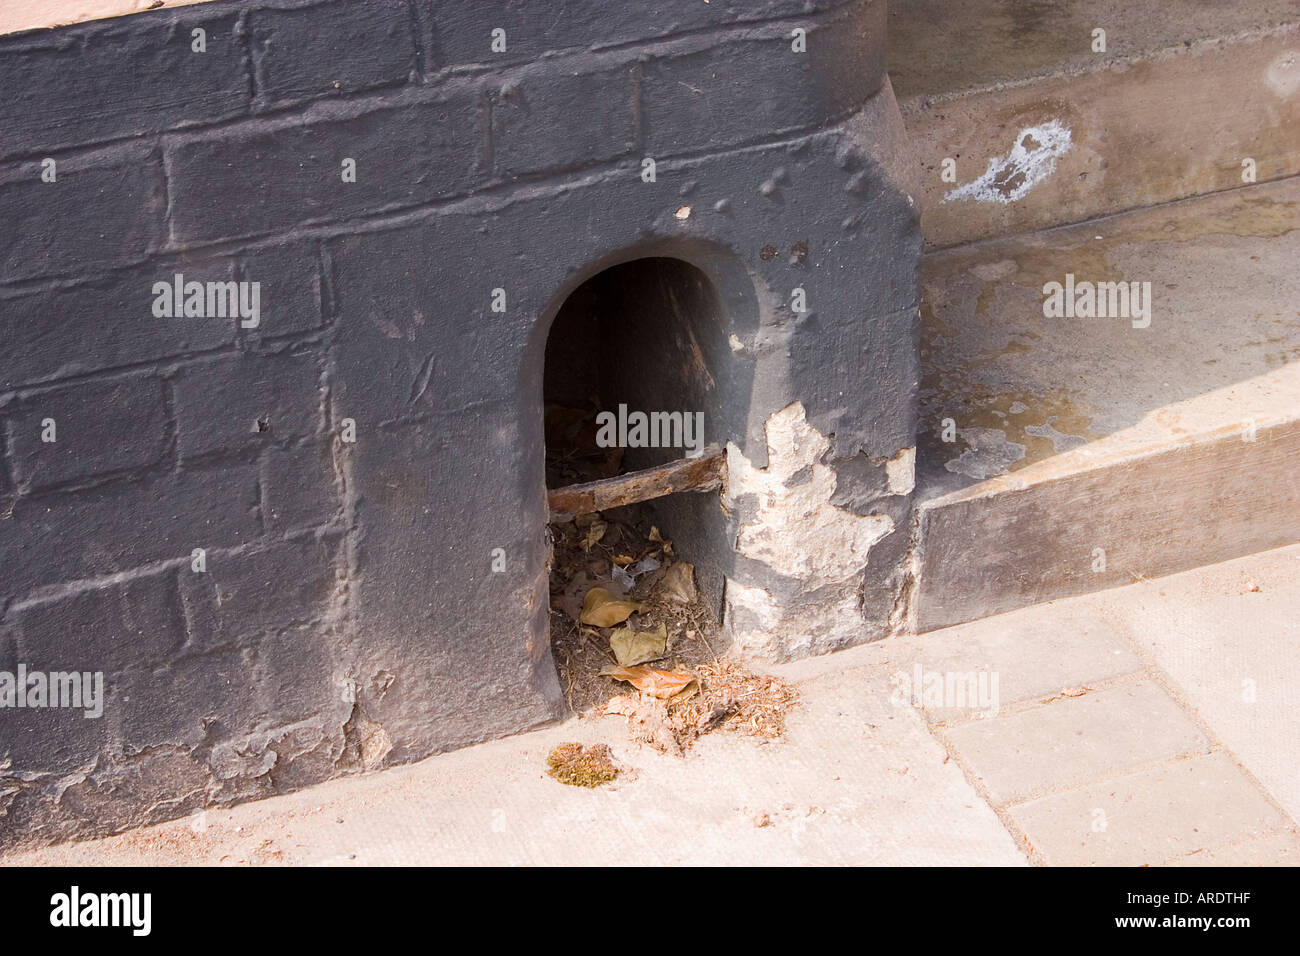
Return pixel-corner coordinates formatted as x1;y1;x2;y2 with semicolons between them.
723;403;894;588
721;403;896;660
944;120;1072;204
725;579;865;661
886;446;916;496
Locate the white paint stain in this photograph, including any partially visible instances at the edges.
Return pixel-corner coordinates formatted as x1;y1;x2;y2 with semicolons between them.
1265;50;1299;98
944;120;1072;204
944;427;1025;480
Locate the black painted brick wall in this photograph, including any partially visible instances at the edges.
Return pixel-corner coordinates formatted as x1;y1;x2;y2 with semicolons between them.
0;0;913;848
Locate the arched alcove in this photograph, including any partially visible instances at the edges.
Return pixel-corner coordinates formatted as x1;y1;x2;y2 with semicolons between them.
540;254;753;708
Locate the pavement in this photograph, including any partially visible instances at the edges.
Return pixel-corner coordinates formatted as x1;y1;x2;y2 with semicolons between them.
5;543;1297;866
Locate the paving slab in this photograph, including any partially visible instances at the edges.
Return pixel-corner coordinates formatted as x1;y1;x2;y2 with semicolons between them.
888;596;1144;720
4;546;1294;867
942;681;1208;807
0;0;211;36
1008;752;1289;866
1164;829;1300;867
1101;543;1300;823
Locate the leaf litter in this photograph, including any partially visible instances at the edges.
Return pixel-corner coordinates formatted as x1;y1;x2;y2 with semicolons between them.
546;477;798;759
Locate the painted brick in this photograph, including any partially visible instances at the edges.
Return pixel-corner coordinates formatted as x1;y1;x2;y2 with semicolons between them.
252;0;416;105
328;220;524;424
0;6;249;161
237;240;327;341
0;692;111;775
0;142;167;282
5;376;169;491
490;64;638;179
0;259;237;393
429;0;861;67
172;351;323;462
345;415;563;758
260;441;340;533
180;534;340;649
11;571;184;675
0;621;17;679
0;464;261;603
118;648;260;752
165;87;482;243
640;5;885;155
256;622;339;727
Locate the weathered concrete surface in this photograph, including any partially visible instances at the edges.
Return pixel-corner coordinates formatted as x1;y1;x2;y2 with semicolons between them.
8;544;1297;867
0;642;1029;866
942;681;1208;807
914;177;1300;630
890;0;1300;246
1008;753;1289;867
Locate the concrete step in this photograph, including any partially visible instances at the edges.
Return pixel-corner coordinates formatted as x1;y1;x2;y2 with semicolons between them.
912;175;1300;632
889;0;1300;247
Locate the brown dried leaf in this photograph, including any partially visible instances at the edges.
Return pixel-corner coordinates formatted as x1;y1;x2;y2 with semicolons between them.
648;526;673;556
609;622;668;667
581;520;607;552
657;561;697;604
599;664;699;700
580;587;645;627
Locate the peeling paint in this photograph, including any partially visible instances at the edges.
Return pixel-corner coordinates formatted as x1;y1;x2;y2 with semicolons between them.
944;120;1072;204
721;403;896;661
723;403;894;587
725;579;866;660
886;446;916;495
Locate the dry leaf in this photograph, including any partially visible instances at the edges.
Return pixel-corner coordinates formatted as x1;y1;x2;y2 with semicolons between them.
599;664;699;700
580;587;645;627
658;561;697;604
603;694;641;717
581;520;607;552
610;622;668;666
649;526;673;556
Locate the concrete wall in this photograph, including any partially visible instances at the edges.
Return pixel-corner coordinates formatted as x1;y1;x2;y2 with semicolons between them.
0;0;919;848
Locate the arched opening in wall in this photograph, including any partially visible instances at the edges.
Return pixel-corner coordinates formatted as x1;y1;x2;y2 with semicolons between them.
542;256;736;716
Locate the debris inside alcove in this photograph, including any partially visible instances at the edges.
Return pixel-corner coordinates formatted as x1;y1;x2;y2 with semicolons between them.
545;404;798;758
